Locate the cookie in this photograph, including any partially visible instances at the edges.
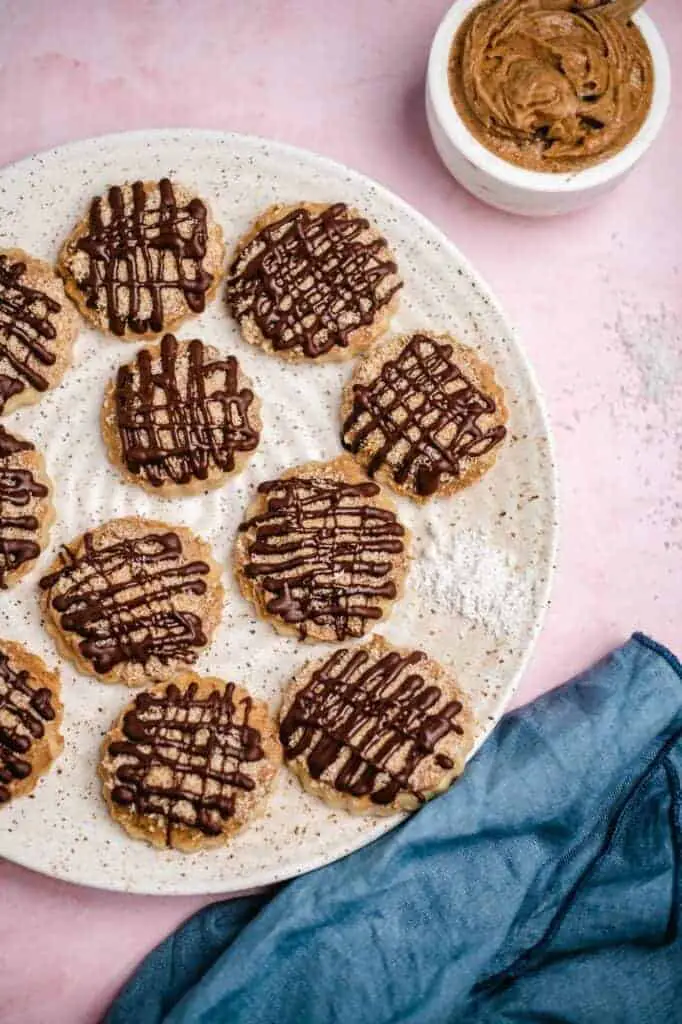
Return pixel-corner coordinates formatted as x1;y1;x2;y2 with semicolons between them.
0;639;63;806
279;634;474;815
226;202;402;362
59;178;224;339
39;517;224;686
341;332;508;501
0;426;53;588
0;248;79;416
102;333;261;497
235;455;409;643
99;672;281;851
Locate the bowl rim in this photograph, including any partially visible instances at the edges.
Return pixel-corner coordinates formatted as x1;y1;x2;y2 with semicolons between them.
427;0;672;194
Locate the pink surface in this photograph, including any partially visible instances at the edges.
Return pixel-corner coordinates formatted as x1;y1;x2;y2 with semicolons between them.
0;1;680;1022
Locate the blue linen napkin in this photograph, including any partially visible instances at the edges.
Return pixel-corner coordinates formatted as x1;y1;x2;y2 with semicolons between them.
106;633;682;1024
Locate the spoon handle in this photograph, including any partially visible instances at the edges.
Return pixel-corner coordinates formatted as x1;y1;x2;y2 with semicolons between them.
603;0;648;21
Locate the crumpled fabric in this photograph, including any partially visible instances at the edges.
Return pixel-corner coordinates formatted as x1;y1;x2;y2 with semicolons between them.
106;633;682;1024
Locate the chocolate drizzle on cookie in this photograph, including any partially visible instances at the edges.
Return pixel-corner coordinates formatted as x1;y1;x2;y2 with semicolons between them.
0;647;56;804
342;334;507;497
74;179;213;336
240;473;405;641
226;203;402;358
0;426;49;588
0;253;60;412
40;529;211;675
115;334;259;488
108;681;264;842
280;646;465;806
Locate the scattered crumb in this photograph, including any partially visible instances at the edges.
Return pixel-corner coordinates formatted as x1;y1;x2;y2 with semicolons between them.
608;300;682;426
412;526;534;639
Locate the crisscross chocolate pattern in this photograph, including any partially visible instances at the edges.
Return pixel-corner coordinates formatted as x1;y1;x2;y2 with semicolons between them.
281;646;465;806
74;178;213;336
227;203;401;358
240;475;405;640
115;334;259;488
109;681;264;842
0;254;60;411
0;648;56;804
40;529;210;675
343;334;507;496
0;426;48;588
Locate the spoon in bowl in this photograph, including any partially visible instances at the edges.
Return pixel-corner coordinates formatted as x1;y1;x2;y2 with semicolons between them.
603;0;648;21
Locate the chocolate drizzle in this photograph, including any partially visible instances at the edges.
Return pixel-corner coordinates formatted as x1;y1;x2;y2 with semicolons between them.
240;473;405;640
0;647;56;804
108;681;264;842
74;179;213;336
40;529;211;675
280;645;465;806
226;203;402;358
0;253;61;412
0;426;49;588
342;334;507;497
114;334;259;488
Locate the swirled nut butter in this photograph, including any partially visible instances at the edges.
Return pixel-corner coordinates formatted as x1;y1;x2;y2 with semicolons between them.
448;0;654;173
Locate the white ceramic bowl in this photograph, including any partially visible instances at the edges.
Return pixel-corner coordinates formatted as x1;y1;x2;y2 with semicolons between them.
426;0;672;217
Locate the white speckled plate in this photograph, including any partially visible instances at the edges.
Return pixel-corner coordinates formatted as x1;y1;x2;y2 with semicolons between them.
0;130;557;895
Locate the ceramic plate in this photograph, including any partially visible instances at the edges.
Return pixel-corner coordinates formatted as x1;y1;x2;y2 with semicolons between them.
0;130;557;894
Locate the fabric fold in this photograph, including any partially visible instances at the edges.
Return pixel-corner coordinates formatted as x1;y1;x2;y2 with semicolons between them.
106;634;682;1024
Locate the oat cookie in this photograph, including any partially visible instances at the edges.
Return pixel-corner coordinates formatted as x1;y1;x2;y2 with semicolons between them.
59;178;224;339
235;455;409;643
341;332;508;501
0;639;63;807
0;425;53;588
279;634;474;814
99;672;281;851
102;333;261;497
39;517;224;686
226;202;402;362
0;248;79;416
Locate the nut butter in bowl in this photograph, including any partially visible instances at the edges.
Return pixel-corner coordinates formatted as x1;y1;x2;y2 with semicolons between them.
426;0;671;216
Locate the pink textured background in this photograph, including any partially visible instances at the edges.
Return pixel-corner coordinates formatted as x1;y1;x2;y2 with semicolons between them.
0;2;680;1022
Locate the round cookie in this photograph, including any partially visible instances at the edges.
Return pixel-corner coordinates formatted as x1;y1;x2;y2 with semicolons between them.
39;517;224;687
279;634;474;815
0;639;63;807
0;248;79;416
99;672;281;851
59;178;225;339
102;333;262;497
235;454;409;643
225;202;402;362
341;332;508;502
0;425;53;589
